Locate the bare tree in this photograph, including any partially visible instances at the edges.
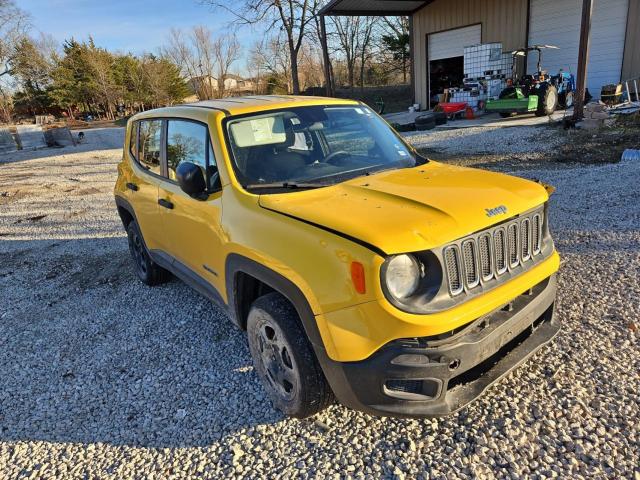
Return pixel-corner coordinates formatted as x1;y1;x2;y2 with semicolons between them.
212;33;240;97
0;0;30;78
203;0;321;94
357;17;377;90
249;35;293;93
330;16;377;88
163;26;241;100
164;27;213;99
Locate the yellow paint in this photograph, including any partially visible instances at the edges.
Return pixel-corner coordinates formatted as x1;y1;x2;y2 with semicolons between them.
115;96;560;363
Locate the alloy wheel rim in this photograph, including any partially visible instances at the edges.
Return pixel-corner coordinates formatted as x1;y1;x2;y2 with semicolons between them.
254;320;298;401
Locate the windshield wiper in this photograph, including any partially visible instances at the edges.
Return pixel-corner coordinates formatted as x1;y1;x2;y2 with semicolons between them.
244;181;326;191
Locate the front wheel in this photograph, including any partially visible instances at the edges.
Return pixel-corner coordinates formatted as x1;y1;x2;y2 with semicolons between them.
535;85;558;116
247;292;332;418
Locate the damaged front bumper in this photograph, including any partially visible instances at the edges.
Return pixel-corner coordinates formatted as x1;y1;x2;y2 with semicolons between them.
323;274;559;418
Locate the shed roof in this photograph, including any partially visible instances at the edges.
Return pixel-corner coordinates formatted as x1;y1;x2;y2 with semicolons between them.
319;0;432;16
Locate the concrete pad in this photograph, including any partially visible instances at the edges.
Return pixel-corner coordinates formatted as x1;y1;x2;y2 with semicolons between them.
384;109;573;130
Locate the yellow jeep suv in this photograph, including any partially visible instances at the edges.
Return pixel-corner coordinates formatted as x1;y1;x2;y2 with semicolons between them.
114;96;560;418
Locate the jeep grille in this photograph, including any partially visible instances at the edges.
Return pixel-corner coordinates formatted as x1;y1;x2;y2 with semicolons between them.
444;209;545;296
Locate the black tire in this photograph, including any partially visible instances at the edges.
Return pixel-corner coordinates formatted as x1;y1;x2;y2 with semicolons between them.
126;220;170;286
415;113;436;125
415;113;436;131
415;122;435;131
247;292;332;418
561;91;574;109
433;111;447;125
535;85;558;116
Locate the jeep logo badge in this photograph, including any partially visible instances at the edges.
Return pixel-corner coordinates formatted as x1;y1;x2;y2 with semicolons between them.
485;205;508;217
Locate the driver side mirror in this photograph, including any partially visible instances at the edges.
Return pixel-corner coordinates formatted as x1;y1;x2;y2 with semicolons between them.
176;161;207;198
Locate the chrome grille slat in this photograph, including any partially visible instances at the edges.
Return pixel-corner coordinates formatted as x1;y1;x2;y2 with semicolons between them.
494;228;507;275
461;240;479;288
478;233;493;281
507;223;519;268
521;218;531;262
532;213;542;254
442;207;546;297
444;246;463;296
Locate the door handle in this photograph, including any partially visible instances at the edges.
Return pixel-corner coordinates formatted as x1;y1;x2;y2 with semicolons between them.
158;198;174;209
126;182;139;191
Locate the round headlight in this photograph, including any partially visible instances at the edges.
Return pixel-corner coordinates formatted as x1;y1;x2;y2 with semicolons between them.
385;254;422;299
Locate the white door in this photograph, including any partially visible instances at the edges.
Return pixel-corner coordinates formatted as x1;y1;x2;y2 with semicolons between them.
428;24;482;61
528;0;628;97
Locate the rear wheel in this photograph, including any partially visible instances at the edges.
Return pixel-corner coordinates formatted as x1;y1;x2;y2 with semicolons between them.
126;220;170;286
535;85;558;116
247;292;332;418
561;91;574;109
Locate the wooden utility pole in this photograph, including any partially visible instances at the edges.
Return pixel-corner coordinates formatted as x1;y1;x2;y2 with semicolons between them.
573;0;593;120
320;15;334;97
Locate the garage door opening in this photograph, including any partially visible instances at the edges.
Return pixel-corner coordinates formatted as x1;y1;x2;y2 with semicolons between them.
428;24;481;110
429;56;464;108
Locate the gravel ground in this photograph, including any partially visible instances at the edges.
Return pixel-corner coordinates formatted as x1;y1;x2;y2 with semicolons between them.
405;124;566;156
0;127;638;479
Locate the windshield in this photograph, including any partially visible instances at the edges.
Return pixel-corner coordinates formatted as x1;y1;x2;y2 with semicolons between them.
224;105;421;191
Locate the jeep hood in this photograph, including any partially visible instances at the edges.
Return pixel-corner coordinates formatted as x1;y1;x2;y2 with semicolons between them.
259;162;549;255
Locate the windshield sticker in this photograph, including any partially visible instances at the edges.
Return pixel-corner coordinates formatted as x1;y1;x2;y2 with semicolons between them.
250;118;277;142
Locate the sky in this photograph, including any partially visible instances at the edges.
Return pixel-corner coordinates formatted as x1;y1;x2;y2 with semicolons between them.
20;0;259;68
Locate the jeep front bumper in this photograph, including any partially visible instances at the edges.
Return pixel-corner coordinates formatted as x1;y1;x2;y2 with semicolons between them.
319;274;559;417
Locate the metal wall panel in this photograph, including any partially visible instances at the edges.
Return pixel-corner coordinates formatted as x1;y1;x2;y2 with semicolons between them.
622;0;640;80
528;0;628;97
412;0;529;108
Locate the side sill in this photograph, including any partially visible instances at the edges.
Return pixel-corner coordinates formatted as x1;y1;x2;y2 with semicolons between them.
149;249;230;315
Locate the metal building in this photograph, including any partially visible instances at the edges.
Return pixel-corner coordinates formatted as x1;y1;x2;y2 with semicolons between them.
320;0;640;111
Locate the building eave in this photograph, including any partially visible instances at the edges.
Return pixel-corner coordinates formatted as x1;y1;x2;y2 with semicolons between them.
319;0;434;16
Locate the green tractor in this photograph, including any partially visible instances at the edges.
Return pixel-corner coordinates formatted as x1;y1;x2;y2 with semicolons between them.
486;45;575;118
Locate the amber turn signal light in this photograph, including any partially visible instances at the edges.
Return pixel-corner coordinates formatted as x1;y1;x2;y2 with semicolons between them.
351;261;366;294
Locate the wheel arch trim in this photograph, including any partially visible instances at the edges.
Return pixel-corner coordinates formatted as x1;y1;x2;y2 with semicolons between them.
225;253;325;348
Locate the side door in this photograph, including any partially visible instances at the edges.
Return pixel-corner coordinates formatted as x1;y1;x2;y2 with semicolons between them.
157;118;226;298
126;119;163;249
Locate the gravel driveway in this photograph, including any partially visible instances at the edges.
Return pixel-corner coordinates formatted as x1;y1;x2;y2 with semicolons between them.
1;127;638;479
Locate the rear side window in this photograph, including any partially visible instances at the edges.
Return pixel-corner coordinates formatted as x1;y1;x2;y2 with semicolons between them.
137;119;162;175
167;119;218;189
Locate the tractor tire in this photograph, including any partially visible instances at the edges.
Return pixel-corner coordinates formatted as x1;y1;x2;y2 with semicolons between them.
559;91;574;109
535;85;558;116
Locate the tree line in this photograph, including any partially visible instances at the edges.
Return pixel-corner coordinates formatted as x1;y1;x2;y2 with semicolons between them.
0;0;411;122
11;37;189;120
